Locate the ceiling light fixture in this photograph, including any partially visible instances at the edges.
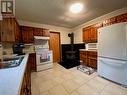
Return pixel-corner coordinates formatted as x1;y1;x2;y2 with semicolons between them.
69;3;83;13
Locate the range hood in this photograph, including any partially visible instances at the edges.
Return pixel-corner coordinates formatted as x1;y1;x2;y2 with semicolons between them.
34;36;50;40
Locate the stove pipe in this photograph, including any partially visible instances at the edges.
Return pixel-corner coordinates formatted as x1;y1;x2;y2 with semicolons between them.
68;33;74;51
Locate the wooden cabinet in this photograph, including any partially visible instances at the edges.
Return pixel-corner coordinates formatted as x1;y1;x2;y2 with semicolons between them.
29;53;36;72
116;13;127;23
0;21;2;42
103;17;116;26
14;20;21;42
34;28;49;36
80;51;97;69
82;13;127;43
83;27;91;43
83;23;102;43
1;16;21;42
88;51;97;69
21;26;34;43
20;56;31;95
21;26;50;43
43;28;50;37
80;51;88;66
33;28;43;36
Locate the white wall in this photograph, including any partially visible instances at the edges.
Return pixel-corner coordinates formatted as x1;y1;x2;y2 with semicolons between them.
18;20;71;44
72;7;127;43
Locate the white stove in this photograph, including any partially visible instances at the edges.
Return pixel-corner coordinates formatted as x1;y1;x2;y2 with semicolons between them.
34;36;53;71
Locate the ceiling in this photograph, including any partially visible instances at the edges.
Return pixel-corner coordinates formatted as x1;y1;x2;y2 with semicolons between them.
15;0;127;28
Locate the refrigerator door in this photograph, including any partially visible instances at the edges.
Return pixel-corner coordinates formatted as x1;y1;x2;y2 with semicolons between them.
98;57;127;86
98;22;127;60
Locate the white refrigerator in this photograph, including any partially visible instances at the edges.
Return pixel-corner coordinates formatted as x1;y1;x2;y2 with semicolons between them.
98;22;127;86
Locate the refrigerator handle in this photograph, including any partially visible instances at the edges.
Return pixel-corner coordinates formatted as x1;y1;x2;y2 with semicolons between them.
100;59;127;66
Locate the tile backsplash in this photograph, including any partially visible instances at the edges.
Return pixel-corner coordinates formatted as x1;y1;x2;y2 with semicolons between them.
2;43;35;55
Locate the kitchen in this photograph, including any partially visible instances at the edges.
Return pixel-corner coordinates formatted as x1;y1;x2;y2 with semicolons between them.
0;0;127;95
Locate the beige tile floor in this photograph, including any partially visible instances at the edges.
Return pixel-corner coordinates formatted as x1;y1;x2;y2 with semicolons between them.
31;63;127;95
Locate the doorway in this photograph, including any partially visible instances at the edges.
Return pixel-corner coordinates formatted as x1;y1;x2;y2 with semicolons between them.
49;32;61;63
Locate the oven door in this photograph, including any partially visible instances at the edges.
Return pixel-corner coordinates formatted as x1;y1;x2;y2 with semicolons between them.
36;50;53;65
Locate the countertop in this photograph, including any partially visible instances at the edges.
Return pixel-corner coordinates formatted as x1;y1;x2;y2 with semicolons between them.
80;49;97;52
0;54;29;95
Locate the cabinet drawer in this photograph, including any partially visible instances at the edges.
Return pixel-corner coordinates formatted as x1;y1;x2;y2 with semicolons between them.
88;51;97;58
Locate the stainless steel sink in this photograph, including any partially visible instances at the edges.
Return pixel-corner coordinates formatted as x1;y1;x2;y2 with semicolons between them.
0;56;24;69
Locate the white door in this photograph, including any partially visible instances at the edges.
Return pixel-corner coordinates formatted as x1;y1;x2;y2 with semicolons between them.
98;22;127;60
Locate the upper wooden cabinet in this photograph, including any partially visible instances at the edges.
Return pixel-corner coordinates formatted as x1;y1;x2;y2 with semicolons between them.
21;26;50;43
21;26;34;43
103;17;116;27
1;16;21;42
33;28;50;37
83;27;91;43
116;13;127;23
33;28;43;36
43;28;50;37
83;23;102;43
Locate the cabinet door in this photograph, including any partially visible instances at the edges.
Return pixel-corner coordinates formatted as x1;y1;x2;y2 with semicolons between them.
21;26;34;43
83;28;90;43
1;17;15;42
43;29;50;37
14;19;21;42
28;53;36;72
33;28;43;36
88;58;97;69
26;58;31;95
80;51;88;66
90;27;97;42
88;51;97;69
20;72;27;95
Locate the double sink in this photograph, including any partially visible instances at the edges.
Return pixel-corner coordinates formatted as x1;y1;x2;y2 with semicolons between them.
0;56;24;69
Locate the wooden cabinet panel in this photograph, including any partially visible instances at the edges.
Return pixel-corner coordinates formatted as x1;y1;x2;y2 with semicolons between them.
28;53;36;72
33;28;43;36
83;28;90;42
0;21;1;42
88;58;97;69
83;23;102;43
1;17;21;42
90;27;97;42
116;13;127;23
21;26;34;43
14;19;21;42
20;57;31;95
88;51;97;69
43;29;50;37
22;26;50;43
103;17;116;26
80;51;88;66
80;51;97;69
1;17;15;42
33;28;49;37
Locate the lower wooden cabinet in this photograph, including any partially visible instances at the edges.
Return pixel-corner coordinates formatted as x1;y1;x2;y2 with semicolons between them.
80;51;97;69
29;53;36;72
80;51;88;66
20;56;31;95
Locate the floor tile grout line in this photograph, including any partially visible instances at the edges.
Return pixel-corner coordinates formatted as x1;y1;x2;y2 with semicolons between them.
97;82;109;95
